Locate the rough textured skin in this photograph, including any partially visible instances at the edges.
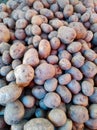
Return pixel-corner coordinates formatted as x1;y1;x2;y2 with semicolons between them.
24;118;54;130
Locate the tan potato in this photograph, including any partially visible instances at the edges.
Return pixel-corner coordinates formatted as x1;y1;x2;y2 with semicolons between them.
63;4;73;18
12;59;21;69
41;23;53;33
0;42;10;54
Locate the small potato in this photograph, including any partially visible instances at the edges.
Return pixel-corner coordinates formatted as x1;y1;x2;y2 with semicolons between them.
67;80;81;94
0;3;7;12
3;17;15;29
47;0;56;4
0;83;23;105
47;55;58;64
44;92;61;108
32;35;41;48
58;74;71;85
73;122;84;130
41;23;53;33
48;31;58;40
35;108;46;118
50;37;61;50
24;118;54;130
73;93;88;106
84;31;93;43
14;64;34;87
90;13;97;24
58;50;72;60
12;59;21;69
0;65;12;76
33;1;44;11
81;61;97;78
68;66;83;81
21;95;35;108
50;2;59;13
69;22;87;39
0;79;6;88
15;29;26;40
40;8;54;19
48;108;67;127
0;42;10;54
2;50;12;65
55;11;63;19
6;70;15;82
44;78;58;92
25;24;32;36
16;18;28;29
6;0;18;9
31;15;43;25
25;9;37;21
23;48;39;67
32;86;46;99
58;119;72;130
11;120;27;130
59;58;71;70
57;0;69;9
63;4;73;18
54;65;62;77
0;23;10;43
49;19;64;29
68;14;78;22
84;49;97;61
71;52;85;68
85;118;97;130
41;0;50;8
67;42;82;53
90;23;97;33
39;39;51;59
89;104;97;119
10;41;26;59
11;9;25;20
74;2;86;14
31;25;41;35
35;63;55;81
81;12;90;22
81;81;94;96
4;100;25;125
68;105;89;123
89;87;97;103
56;85;72;103
58;26;76;44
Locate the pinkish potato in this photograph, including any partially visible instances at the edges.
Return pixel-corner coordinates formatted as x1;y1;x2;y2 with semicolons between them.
56;85;72;103
54;65;62;77
39;39;51;59
35;63;55;81
2;50;12;65
89;104;97;119
0;42;10;54
0;23;10;43
33;1;44;11
4;100;25;125
50;37;61;50
41;23;53;33
3;17;15;29
31;25;41;35
25;9;37;21
14;64;34;87
12;59;21;69
47;55;58;64
48;108;67;127
74;2;86;14
89;87;97;103
58;50;72;60
40;8;54;19
57;0;69;9
23;48;39;67
0;65;12;76
90;13;97;24
10;41;26;59
6;70;15;82
0;83;23;105
50;2;59;13
16;18;28;29
31;15;43;25
49;19;64;29
81;12;90;22
15;29;26;40
67;80;81;94
55;11;63;19
58;26;76;44
85;118;97;130
63;4;73;18
59;58;71;70
69;22;87;39
32;35;41;48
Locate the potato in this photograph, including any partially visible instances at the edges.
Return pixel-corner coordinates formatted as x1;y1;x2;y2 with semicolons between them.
33;1;44;11
0;83;23;105
89;87;97;103
56;85;72;103
0;65;12;76
54;65;62;77
58;26;76;44
58;74;71;85
68;105;89;123
0;79;6;88
39;39;51;59
31;25;41;35
68;14;79;22
81;61;97;78
48;31;58;40
0;42;10;54
43;92;61;108
67;41;82;53
24;118;54;130
50;37;61;50
40;8;54;19
85;118;97;130
81;81;94;96
15;29;26;40
11;120;27;130
16;18;28;29
31;15;43;25
6;70;15;82
63;4;73;18
58;119;72;130
74;2;86;14
11;9;25;20
14;64;34;87
32;86;46;99
4;100;25;125
10;41;26;59
0;23;10;43
2;50;12;65
73;122;84;130
0;3;7;12
48;108;67;127
12;59;21;69
49;19;64;29
23;48;39;67
57;0;69;9
59;58;71;70
73;93;88;106
21;95;35;108
47;55;58;64
89;104;97;119
50;2;59;13
90;13;97;24
69;22;87;39
67;66;83;81
41;23;53;33
25;9;37;21
58;50;72;60
55;11;63;19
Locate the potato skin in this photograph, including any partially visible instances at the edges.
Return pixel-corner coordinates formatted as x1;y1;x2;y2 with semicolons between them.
85;118;97;130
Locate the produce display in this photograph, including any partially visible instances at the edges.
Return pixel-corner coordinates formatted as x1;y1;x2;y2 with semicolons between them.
0;0;97;130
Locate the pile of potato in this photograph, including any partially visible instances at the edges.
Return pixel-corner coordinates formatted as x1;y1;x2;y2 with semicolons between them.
0;0;97;129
